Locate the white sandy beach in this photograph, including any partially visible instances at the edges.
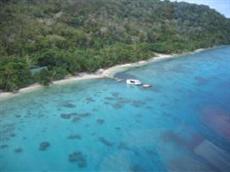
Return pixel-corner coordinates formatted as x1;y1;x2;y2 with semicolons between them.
0;48;207;101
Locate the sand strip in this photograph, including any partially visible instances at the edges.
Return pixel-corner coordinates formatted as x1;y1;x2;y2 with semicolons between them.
0;48;209;101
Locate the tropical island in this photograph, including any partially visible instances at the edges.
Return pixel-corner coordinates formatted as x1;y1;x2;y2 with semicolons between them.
0;0;230;92
1;1;230;171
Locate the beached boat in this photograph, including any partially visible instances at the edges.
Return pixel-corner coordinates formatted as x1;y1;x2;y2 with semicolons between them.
126;79;142;85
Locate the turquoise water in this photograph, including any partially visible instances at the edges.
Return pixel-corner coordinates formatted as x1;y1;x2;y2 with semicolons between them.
1;46;230;172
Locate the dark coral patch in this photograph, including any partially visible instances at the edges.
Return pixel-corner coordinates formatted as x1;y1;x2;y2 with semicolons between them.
60;113;72;119
145;106;152;110
79;113;91;118
98;137;113;147
111;92;120;97
71;112;91;123
85;97;95;103
72;116;81;122
37;114;45;118
68;151;87;168
160;103;167;107
0;144;8;149
105;97;114;101
0;123;16;141
163;112;170;116
39;141;50;151
96;119;105;125
60;112;78;119
104;102;110;105
170;65;187;73
85;124;90;128
145;148;158;156
130;164;145;172
117;97;130;104
15;115;21;118
67;134;82;140
62;102;76;108
151;86;161;93
14;148;23;153
41;128;47;133
115;127;121;130
91;132;96;136
10;133;16;137
136;114;143;118
131;100;145;107
135;119;141;123
92;108;98;112
112;103;123;109
118;142;131;151
194;76;209;85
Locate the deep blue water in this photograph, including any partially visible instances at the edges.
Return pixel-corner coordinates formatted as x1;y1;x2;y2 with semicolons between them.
0;46;230;172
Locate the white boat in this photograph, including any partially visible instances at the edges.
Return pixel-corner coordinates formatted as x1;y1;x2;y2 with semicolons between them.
142;84;152;88
126;79;142;86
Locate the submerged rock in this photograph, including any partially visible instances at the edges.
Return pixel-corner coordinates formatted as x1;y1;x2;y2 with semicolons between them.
39;141;50;151
68;151;87;168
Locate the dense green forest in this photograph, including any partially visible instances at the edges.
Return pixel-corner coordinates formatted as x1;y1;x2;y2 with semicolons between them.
0;0;230;91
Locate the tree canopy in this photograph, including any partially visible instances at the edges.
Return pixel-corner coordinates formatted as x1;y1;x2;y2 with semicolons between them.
0;0;230;91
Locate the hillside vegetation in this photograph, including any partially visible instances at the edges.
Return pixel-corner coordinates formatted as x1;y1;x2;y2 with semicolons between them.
0;0;230;91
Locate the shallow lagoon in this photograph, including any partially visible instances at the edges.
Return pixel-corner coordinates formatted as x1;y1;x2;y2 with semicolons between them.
0;46;230;171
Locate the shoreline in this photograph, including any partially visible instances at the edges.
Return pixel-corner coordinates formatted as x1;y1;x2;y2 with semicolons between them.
0;47;211;101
